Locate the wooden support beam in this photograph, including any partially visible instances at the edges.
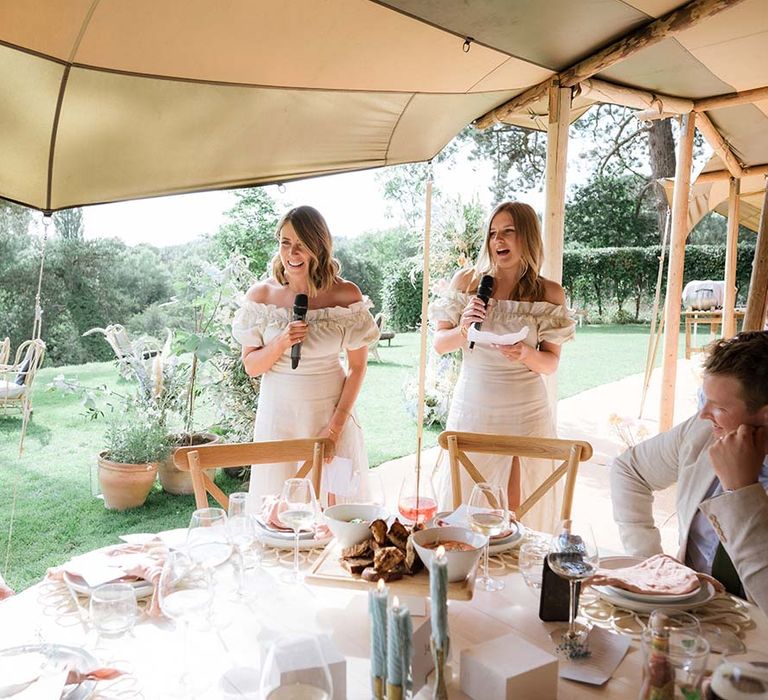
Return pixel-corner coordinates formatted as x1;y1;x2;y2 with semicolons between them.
542;80;571;284
474;0;743;129
635;109;682;122
695;84;768;112
580;79;693;115
723;178;740;338
696;163;768;183
744;187;768;331
660;114;696;431
695;112;744;178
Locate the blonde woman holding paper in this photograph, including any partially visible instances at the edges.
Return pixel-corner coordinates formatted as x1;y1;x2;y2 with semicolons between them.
429;201;575;533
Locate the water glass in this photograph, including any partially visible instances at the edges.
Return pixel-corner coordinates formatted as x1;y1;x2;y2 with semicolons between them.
641;628;709;697
228;492;250;518
518;539;549;595
711;649;768;699
260;634;332;700
89;582;137;638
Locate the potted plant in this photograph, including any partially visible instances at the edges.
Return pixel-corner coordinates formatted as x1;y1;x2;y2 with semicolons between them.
98;406;171;510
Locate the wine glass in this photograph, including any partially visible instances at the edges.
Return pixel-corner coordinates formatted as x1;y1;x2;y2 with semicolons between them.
336;468;387;507
227;513;257;597
277;478;318;584
397;468;438;525
260;634;332;700
228;492;250;518
547;519;599;647
187;507;233;568
158;550;214;696
467;482;508;592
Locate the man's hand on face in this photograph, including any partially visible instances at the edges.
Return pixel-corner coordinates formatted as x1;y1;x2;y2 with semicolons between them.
709;424;768;491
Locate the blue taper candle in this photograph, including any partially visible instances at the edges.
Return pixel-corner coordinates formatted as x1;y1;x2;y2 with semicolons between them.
387;596;412;691
430;545;449;651
369;578;388;684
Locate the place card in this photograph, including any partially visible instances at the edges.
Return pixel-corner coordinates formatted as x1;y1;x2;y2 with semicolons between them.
466;326;529;347
558;627;630;686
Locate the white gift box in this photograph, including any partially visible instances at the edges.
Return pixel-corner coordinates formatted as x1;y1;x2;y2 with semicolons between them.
460;633;558;700
272;634;346;700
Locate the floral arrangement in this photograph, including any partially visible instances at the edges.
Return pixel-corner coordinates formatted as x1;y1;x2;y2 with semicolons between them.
403;349;461;427
608;413;651;449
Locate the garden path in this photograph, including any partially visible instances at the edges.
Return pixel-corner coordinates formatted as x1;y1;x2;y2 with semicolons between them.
376;357;704;556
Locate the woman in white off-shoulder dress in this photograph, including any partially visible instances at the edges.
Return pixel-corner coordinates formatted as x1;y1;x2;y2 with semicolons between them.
231;206;379;506
429;201;575;533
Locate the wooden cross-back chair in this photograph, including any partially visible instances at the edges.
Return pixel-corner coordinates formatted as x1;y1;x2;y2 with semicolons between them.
173;437;333;511
437;431;593;523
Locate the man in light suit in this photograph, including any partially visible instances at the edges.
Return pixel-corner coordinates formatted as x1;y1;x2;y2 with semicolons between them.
611;331;768;614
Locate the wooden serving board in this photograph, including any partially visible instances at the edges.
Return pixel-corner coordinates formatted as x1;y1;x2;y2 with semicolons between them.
305;540;477;601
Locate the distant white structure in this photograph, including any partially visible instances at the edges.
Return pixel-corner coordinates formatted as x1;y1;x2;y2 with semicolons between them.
682;280;725;310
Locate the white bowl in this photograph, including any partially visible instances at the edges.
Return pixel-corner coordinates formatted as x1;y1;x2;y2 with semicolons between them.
411;526;486;582
324;504;389;547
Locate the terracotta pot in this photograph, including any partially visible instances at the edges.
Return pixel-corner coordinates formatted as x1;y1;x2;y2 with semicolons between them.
158;432;220;495
97;452;158;511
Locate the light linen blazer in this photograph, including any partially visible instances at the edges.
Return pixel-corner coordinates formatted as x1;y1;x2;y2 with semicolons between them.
610;414;768;615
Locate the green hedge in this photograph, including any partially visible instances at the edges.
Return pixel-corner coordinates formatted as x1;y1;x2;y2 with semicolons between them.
383;244;757;326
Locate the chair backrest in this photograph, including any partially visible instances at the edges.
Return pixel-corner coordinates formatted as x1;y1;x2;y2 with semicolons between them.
374;313;384;331
0;337;9;365
12;339;46;388
437;431;593;523
173;437;333;510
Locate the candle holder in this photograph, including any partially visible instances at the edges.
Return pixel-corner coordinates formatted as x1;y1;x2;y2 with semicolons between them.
386;682;404;700
430;638;449;700
372;675;385;700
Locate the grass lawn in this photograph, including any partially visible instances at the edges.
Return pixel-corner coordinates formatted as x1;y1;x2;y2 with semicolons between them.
0;324;683;590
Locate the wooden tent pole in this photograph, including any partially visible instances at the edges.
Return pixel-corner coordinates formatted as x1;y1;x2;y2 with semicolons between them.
414;165;434;489
723;178;741;338
639;209;671;417
660;114;696;431
695;112;744;179
743;186;768;331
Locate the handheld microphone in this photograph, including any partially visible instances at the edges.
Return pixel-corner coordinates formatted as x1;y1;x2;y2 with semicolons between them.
468;274;494;350
291;293;309;370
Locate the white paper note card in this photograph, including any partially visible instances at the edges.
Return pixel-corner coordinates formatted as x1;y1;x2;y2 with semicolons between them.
558;627;631;685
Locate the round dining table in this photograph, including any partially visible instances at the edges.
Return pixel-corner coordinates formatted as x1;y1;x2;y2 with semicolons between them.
1;537;766;699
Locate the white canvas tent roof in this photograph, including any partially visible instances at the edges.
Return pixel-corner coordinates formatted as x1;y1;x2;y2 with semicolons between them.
1;0;767;213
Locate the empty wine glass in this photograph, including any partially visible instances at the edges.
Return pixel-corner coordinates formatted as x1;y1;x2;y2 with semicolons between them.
228;513;257;597
397;468;438;525
187;507;233;568
467;482;508;592
89;582;137;640
260;634;332;700
547;519;599;648
336;468;386;507
158;550;214;696
228;492;250;518
277;478;318;584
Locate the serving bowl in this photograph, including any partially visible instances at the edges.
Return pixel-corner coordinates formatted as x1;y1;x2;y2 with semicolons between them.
323;504;388;546
411;526;486;582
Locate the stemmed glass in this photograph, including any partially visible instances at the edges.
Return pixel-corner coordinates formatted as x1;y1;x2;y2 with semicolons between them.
187;507;233;568
277;478;318;584
158;550;214;696
467;482;508;592
260;634;332;700
547;519;599;647
397;469;438;525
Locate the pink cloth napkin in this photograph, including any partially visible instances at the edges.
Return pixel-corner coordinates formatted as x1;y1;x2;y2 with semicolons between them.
47;541;167;617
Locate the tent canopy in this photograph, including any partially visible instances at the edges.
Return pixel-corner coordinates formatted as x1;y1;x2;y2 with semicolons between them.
1;0;767;212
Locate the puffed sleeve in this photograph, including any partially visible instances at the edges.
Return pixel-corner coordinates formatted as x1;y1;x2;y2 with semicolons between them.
535;303;576;345
231;300;266;348
428;290;466;327
341;299;380;350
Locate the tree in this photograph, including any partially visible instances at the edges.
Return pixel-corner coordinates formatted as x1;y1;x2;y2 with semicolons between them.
213;188;279;276
53;208;84;240
565;174;657;248
376;163;430;233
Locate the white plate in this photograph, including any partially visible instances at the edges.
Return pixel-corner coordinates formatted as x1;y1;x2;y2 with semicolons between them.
592;556;717;613
255;518;314;540
0;644;97;700
606;583;702;604
429;511;525;554
257;529;333;551
63;571;154;600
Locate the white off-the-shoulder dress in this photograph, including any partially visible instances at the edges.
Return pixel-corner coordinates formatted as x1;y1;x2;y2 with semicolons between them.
429;291;575;533
231;298;380;507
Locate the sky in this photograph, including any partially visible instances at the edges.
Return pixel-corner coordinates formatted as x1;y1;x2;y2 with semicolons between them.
79;143;542;247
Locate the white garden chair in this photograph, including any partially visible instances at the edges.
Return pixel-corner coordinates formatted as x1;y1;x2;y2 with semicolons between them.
0;339;46;454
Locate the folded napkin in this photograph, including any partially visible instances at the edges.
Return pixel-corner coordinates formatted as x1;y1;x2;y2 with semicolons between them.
589;554;724;595
66;666;124;684
47;540;168;617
